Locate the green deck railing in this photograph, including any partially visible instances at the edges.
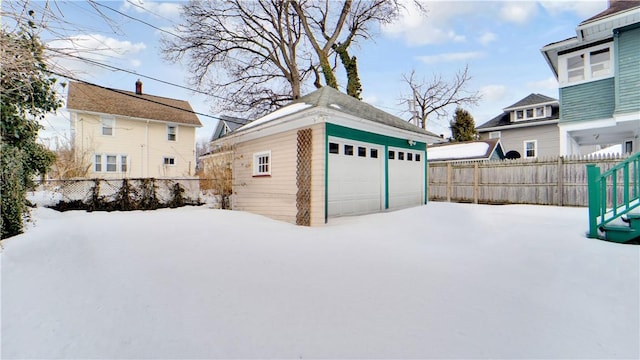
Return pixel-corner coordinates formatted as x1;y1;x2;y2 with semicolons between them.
587;152;640;238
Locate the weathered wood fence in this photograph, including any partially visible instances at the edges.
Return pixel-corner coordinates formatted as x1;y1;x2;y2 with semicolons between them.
428;154;634;207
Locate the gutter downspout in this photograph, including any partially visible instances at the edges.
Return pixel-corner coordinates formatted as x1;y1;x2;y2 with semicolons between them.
146;120;150;177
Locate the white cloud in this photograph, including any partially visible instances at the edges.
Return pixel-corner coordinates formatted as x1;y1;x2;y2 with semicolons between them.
499;2;538;25
47;34;146;75
478;32;497;46
526;77;559;91
479;85;507;102
122;0;182;19
381;1;478;46
540;1;608;18
417;52;484;64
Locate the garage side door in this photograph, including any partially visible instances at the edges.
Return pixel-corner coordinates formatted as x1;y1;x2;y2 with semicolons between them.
328;137;384;217
388;147;424;210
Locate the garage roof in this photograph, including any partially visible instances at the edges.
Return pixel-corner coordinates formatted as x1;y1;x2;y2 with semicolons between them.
239;86;440;139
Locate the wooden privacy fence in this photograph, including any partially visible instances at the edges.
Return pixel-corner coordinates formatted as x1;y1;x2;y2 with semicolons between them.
428;154;634;207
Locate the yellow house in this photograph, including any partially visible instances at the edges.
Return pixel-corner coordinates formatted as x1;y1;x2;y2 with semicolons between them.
209;86;441;226
66;81;202;178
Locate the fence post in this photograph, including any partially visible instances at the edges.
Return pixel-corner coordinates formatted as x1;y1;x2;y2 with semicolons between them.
474;162;479;204
586;164;601;238
446;162;452;202
557;156;564;206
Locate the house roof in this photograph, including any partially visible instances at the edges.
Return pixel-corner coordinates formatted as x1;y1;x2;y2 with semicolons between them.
477;94;559;131
238;86;441;139
66;81;202;126
210;115;250;141
580;0;640;25
427;138;504;162
504;93;557;110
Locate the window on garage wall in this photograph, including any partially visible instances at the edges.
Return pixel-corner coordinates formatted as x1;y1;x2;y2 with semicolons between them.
329;142;339;154
344;145;354;155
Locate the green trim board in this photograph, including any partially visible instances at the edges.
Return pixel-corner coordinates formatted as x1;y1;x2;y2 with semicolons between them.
324;122;428;221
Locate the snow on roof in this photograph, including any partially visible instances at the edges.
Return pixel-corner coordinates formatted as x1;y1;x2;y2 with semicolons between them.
237;103;312;131
428;142;490;161
589;144;622;156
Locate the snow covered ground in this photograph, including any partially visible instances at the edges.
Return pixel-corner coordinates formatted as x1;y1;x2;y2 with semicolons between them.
2;199;639;358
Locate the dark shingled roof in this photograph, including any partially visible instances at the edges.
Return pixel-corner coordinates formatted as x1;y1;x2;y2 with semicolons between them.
477;94;559;130
67;81;202;126
504;93;557;110
290;86;440;137
581;0;640;25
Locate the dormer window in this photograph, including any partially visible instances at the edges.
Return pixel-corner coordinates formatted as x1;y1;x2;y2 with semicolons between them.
511;105;551;122
516;110;524;120
535;107;544;117
559;43;612;86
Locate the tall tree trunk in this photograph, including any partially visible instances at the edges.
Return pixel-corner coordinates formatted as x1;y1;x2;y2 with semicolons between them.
333;42;361;100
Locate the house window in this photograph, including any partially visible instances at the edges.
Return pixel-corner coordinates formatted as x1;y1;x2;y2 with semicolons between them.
389;150;395;159
121;155;128;172
560;43;612;85
567;54;584;82
370;149;378;158
344;145;353;156
358;146;366;157
590;48;610;78
101;116;115;136
329;142;339;154
524;140;537;158
407;153;413;161
106;155;117;172
167;125;177;141
516;110;524;120
526;109;534;118
94;154;102;172
163;157;175;166
535;107;545;117
252;151;270;176
398;152;405;160
625;140;633;154
416;154;421;161
489;131;501;139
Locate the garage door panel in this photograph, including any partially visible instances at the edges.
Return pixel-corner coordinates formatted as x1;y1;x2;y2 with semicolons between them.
328;137;383;217
388;147;424;210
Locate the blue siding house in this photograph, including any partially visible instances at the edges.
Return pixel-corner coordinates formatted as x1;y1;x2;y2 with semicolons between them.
541;0;640;155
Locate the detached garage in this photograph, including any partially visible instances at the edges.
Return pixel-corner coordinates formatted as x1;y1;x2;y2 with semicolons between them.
209;86;441;226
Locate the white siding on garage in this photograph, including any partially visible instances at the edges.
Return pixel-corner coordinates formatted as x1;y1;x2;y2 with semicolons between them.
327;137;384;217
388;146;425;210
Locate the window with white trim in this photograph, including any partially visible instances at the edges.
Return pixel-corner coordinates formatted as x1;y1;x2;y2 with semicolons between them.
167;125;177;141
559;43;612;85
253;151;271;176
524;140;537;158
489;131;501;139
94;154;128;173
163;157;175;166
101;116;115;136
535;106;545;117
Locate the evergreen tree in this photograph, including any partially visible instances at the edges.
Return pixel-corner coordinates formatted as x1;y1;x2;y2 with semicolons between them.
1;27;60;239
449;107;478;142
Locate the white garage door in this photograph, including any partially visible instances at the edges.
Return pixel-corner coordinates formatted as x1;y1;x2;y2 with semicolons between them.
328;137;384;217
388;147;425;210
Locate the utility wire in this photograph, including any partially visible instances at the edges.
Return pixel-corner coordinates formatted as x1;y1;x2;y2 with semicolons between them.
48;71;251;125
94;2;184;40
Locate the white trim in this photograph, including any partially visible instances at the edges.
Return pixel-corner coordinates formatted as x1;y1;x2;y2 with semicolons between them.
488;131;501;139
477;119;558;133
253;151;271;176
558;117;616;132
503;100;558;112
578;6;640;32
100;115;115;136
93;153;129;173
614;112;640;122
163;156;176;166
523;140;537;159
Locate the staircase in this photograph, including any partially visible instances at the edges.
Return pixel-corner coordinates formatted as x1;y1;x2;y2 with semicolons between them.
587;152;640;244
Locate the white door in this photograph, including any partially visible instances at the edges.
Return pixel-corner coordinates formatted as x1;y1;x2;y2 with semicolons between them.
387;147;425;210
327;137;384;217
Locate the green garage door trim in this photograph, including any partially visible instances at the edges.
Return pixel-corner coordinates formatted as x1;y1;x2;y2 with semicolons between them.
325;122;427;222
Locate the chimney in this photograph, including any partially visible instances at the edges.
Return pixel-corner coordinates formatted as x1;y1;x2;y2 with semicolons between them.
135;79;142;95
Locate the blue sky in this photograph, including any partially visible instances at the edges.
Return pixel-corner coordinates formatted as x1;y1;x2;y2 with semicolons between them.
34;0;609;146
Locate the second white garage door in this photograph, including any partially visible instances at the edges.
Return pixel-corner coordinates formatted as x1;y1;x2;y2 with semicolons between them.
327;137;384;217
387;146;425;210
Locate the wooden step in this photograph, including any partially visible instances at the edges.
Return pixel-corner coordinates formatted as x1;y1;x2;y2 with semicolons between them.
600;224;640;243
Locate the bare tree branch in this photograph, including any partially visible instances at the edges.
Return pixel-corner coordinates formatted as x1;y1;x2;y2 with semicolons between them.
400;65;482;130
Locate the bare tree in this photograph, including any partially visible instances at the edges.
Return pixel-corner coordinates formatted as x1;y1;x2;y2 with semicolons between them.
292;0;405;100
162;0;312;118
401;65;481;130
